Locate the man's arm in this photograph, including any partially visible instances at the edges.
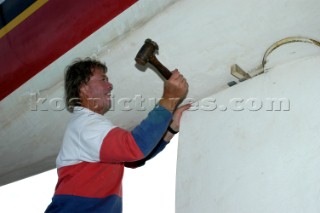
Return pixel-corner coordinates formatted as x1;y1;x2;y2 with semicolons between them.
100;70;189;163
124;104;191;168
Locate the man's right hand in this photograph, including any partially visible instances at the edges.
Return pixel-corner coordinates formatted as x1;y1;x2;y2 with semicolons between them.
159;69;189;112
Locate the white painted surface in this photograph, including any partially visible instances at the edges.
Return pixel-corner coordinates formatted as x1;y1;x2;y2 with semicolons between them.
176;55;320;213
1;0;320;185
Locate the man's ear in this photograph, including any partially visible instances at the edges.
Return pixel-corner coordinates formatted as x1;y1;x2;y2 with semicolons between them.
79;84;89;98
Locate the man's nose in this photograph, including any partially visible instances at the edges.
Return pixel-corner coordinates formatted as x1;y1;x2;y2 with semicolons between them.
107;82;113;91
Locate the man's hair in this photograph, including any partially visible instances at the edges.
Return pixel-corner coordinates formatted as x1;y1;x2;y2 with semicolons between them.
64;58;107;112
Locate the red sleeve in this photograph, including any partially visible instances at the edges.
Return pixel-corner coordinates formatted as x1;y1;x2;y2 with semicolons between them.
100;127;144;163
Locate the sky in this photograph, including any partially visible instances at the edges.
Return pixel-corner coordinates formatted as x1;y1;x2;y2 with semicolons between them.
0;134;179;213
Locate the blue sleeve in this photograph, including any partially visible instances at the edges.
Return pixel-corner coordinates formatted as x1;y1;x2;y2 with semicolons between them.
124;139;169;168
131;104;172;157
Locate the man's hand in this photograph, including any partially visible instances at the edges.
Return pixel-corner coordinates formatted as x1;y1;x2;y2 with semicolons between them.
170;103;191;132
159;69;189;111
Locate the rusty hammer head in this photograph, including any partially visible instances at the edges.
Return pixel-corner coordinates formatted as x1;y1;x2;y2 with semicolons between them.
135;38;159;65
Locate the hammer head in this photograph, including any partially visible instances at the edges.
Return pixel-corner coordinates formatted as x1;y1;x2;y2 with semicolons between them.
135;39;159;65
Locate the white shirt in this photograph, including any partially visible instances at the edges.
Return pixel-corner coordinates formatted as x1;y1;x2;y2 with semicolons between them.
56;107;116;168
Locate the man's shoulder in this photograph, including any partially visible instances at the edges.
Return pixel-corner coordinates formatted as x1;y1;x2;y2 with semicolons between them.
67;107;115;132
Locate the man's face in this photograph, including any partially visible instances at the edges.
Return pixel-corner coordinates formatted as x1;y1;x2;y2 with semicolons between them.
80;68;113;114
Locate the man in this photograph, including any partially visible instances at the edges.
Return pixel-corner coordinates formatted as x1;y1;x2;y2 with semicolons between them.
45;58;190;212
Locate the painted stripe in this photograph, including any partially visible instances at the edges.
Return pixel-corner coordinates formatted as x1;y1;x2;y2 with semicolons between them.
100;127;144;162
0;0;137;101
55;162;123;198
0;0;48;39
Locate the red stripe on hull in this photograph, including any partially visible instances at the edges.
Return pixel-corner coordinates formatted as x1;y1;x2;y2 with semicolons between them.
0;0;137;100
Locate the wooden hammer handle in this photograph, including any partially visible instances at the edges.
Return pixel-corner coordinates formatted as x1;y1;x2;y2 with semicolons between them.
149;54;172;80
